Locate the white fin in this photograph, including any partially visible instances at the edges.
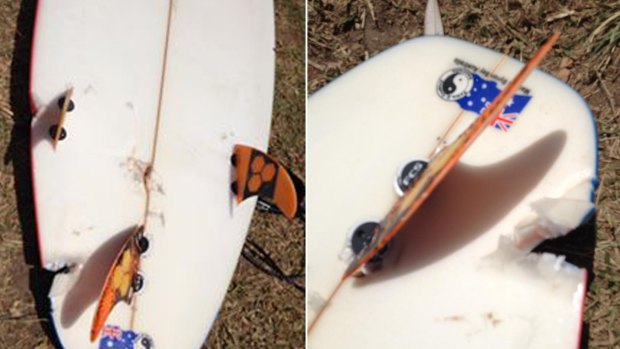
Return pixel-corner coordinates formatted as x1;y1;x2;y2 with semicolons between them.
424;0;444;35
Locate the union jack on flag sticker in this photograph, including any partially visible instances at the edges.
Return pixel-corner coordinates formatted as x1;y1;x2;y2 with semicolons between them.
491;112;519;132
99;325;153;349
101;325;123;341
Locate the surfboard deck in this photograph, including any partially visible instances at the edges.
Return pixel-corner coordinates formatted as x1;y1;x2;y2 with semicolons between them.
341;33;558;279
29;1;275;348
307;36;597;348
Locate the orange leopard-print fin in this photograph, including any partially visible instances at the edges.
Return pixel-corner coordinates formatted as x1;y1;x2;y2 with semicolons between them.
90;227;146;342
231;144;301;219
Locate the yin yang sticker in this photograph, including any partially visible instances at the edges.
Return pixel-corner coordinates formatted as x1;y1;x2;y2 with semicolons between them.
436;68;474;101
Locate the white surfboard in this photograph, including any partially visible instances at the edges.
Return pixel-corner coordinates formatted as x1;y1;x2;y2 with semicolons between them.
29;1;274;348
307;36;597;348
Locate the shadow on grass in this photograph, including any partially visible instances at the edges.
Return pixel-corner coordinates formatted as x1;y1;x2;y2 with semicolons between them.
3;0;63;347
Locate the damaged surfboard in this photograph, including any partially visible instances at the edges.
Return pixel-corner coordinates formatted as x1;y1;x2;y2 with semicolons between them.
307;27;597;349
29;0;275;348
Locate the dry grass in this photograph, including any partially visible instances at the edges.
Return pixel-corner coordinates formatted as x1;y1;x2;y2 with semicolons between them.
0;0;304;348
309;0;619;347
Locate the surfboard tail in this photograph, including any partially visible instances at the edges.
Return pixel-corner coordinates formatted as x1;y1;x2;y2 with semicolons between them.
232;144;303;219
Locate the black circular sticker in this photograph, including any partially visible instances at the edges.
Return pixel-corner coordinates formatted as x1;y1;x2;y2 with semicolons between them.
137;334;154;349
350;222;379;255
349;221;389;265
396;159;428;195
48;125;67;140
437;68;474;101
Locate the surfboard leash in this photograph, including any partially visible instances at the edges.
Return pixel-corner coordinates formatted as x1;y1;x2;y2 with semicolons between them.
241;238;305;294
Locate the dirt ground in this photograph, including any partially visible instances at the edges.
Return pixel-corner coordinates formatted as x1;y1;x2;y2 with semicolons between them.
0;0;304;348
309;0;618;347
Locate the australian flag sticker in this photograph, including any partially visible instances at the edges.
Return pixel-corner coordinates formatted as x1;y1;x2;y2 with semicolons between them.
99;325;154;349
437;68;532;132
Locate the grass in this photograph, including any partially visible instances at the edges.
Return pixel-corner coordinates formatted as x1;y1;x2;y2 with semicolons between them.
0;0;305;348
309;0;619;347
